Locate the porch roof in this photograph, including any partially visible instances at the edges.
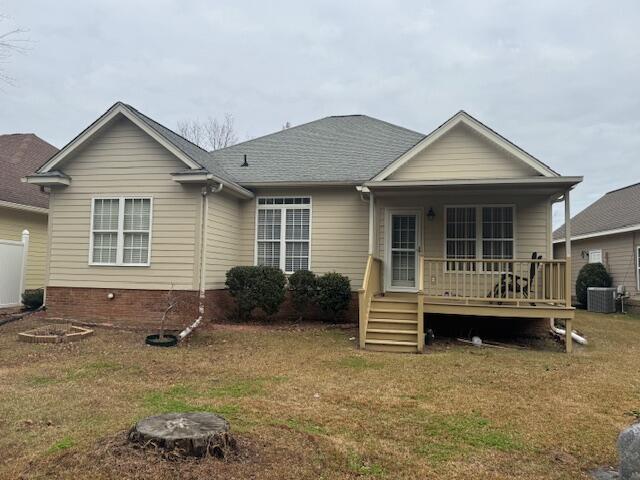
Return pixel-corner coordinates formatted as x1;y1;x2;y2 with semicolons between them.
361;176;582;197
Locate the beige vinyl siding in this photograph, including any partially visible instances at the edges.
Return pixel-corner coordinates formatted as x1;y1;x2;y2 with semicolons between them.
377;193;551;260
554;232;638;297
237;187;369;288
47;117;201;290
205;191;242;289
389;124;540;181
0;206;48;289
376;193;552;291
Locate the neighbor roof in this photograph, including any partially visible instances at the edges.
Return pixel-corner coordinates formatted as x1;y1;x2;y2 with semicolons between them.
206;115;426;184
0;134;57;209
554;183;640;241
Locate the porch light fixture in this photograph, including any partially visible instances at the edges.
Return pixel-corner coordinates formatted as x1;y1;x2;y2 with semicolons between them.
427;207;436;221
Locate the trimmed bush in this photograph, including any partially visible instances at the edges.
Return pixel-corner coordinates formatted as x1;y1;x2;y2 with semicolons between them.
288;270;318;318
225;266;287;320
317;272;351;320
576;262;612;307
22;288;44;309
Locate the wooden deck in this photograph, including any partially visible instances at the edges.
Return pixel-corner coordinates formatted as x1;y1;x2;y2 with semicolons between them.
358;255;575;354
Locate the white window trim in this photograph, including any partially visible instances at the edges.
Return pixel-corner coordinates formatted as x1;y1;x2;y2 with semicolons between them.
443;204;517;272
254;196;312;274
88;196;153;267
588;249;603;264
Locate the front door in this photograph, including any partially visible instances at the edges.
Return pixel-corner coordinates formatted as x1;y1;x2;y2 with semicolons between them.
387;211;421;291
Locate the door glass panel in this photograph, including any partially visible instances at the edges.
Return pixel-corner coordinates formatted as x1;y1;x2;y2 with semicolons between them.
391;214;418;288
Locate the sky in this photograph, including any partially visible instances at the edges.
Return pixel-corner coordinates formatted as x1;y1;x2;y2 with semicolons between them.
1;1;639;227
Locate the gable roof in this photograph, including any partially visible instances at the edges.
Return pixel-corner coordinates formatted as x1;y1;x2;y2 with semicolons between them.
122;104;236;184
0;134;57;210
554;183;640;242
36;102;240;183
206;115;426;184
371;110;559;180
31;102;566;190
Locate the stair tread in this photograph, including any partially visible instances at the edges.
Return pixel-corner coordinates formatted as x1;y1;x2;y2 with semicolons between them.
368;318;418;324
370;307;418;313
365;339;418;346
367;328;418;334
372;297;418;304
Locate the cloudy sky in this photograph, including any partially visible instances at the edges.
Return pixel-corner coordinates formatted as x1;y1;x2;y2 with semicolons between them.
1;1;639;225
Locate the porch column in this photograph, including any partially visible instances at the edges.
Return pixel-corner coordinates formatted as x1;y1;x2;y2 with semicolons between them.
368;191;375;255
564;190;573;353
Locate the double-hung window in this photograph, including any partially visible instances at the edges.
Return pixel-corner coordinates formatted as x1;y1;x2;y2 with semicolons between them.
256;197;311;273
445;205;515;271
90;197;152;266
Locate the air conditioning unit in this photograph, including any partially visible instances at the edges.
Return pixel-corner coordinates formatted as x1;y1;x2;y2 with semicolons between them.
587;287;617;313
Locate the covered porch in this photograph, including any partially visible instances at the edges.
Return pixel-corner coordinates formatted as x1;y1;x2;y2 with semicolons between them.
357;177;581;353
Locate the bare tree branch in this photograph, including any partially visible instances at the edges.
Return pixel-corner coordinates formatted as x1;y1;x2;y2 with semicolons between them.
177;114;238;151
0;14;30;86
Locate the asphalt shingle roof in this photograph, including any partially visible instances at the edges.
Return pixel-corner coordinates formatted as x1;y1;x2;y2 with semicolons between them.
554;183;640;240
205;115;426;184
0;134;57;209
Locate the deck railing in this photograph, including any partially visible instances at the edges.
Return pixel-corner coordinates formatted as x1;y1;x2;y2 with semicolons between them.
423;257;567;306
358;255;382;348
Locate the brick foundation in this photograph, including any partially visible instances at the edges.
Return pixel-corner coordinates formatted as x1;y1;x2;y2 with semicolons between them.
45;286;359;329
45;287;200;330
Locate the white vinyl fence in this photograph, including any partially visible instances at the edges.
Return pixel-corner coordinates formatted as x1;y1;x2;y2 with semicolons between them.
0;230;29;308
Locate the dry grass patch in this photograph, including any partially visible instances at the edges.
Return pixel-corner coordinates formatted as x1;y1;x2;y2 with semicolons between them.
1;312;639;479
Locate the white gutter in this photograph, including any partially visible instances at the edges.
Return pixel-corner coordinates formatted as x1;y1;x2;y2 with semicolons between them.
171;171;253;199
356;186;375;255
241;181;360;187
0;200;48;215
553;223;640;244
364;176;583;188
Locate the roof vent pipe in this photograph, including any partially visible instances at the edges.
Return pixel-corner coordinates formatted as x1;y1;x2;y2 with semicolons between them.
241;154;248;167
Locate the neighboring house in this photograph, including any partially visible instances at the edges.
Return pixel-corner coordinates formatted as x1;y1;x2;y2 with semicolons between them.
554;182;640;301
0;134;57;307
25;102;582;352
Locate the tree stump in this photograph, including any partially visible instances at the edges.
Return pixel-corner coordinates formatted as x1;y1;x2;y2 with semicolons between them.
128;413;236;458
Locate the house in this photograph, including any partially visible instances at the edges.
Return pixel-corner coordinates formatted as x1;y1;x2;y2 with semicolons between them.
0;134;57;307
25;102;582;352
554;183;640;309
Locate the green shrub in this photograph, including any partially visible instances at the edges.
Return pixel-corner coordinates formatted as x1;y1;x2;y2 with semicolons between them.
225;266;287;320
288;270;318;318
317;272;352;320
22;288;44;309
575;262;612;306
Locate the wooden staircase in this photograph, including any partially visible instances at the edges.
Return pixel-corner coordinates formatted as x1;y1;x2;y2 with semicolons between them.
364;294;423;353
358;255;425;354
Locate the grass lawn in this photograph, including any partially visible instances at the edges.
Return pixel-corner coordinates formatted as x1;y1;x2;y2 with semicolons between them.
1;311;639;479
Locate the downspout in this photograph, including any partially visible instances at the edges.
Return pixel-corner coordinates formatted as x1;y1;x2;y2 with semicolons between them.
178;183;223;341
356;186;374;255
549;319;587;345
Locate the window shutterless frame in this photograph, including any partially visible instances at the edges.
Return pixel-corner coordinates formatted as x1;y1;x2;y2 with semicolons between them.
443;204;517;273
88;196;153;267
253;196;312;273
588;249;603;264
